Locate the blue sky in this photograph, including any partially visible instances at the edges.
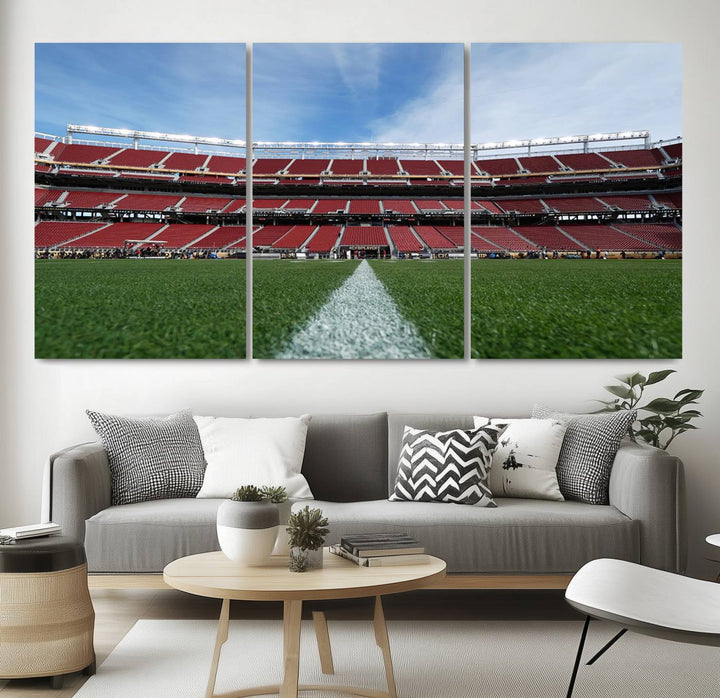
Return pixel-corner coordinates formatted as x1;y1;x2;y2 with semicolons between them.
470;44;682;145
253;44;462;143
35;43;681;148
35;44;246;142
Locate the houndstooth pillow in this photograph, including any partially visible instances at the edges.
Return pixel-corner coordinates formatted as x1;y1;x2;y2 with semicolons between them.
86;409;206;505
531;405;636;504
390;424;504;507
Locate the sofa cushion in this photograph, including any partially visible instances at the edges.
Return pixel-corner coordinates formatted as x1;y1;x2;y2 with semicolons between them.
388;414;474;494
84;498;223;572
389;424;502;506
194;415;313;499
301;413;388;502
473;417;566;501
316;498;639;574
86;409;206;506
532;405;636;505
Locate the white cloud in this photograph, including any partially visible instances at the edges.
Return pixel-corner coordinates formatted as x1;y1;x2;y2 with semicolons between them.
369;47;463;144
470;43;682;143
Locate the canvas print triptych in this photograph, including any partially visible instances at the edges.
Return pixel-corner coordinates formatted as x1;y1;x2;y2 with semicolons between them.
34;43;682;360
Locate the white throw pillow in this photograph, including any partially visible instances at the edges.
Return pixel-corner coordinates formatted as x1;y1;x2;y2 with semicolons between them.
473;416;567;501
194;415;313;499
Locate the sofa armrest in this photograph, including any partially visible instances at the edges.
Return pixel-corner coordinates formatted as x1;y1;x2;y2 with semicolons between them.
43;442;112;543
609;440;686;573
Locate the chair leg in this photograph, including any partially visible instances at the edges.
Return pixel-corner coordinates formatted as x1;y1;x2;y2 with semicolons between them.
566;616;591;698
586;628;627;665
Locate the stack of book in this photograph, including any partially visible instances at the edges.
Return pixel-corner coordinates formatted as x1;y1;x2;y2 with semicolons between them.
329;532;425;567
0;522;62;540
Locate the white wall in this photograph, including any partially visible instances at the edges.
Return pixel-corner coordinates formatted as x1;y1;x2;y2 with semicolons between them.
2;0;719;576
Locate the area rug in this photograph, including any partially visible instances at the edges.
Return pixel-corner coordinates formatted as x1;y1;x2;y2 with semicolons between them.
75;619;719;697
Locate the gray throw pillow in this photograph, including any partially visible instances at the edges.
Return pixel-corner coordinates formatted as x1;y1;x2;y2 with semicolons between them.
390;424;504;507
86;409;206;506
531;404;636;504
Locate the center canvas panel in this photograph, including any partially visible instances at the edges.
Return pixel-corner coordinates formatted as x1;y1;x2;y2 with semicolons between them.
251;43;464;360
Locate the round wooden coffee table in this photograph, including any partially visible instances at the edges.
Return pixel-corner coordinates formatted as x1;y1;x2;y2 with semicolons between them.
163;549;446;698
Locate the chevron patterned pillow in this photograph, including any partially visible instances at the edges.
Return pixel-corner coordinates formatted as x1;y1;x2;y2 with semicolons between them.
389;424;504;506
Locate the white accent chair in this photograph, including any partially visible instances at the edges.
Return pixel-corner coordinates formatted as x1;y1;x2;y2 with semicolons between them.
564;558;720;697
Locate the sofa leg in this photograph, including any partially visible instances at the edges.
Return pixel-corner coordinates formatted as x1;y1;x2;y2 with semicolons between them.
50;674;65;690
566;616;590;698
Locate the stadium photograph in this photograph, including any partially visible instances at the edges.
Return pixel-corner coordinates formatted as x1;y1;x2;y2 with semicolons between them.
34;42;681;360
469;43;682;359
34;43;248;359
251;43;464;359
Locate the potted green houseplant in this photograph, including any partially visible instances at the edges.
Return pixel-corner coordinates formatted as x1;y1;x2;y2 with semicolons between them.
216;485;286;566
594;370;703;450
286;506;329;572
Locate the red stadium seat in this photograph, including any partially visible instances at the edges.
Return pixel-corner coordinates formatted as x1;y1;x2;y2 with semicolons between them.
387;226;424;252
271;225;317;250
306;226;342;253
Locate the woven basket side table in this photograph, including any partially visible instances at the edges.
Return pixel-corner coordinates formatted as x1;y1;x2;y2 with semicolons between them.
0;536;95;688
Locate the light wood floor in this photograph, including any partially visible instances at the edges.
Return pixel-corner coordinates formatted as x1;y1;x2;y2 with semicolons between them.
0;588;579;696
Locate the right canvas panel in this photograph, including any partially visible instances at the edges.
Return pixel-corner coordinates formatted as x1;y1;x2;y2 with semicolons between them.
470;44;682;359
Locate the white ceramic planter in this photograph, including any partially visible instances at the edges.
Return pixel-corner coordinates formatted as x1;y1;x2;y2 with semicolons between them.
272;500;293;556
216;500;279;566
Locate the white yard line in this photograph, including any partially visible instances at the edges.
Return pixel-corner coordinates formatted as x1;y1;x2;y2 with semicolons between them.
277;260;432;359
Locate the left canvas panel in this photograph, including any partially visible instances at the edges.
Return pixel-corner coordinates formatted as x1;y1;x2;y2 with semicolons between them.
34;44;247;359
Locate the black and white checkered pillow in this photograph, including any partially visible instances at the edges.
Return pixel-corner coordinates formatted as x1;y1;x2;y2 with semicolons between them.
86;409;206;506
531;405;636;504
390;424;504;507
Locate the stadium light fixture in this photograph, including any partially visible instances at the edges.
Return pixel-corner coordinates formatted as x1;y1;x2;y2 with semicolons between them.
67;125;247;149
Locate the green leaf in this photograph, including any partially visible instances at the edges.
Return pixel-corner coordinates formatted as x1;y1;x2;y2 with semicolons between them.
640;398;681;414
678;409;702;418
604;384;635;400
639;415;663;426
614;372;646;388
645;369;675;386
674;389;704;404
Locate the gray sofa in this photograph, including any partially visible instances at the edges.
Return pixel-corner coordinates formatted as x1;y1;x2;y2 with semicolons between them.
44;412;686;579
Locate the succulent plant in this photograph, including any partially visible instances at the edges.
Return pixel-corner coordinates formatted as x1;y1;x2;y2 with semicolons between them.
286;506;329;551
231;485;265;502
260;485;288;504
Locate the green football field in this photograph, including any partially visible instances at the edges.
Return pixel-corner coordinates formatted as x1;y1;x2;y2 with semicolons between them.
35;257;681;360
471;259;682;358
35;259;245;359
253;259;464;359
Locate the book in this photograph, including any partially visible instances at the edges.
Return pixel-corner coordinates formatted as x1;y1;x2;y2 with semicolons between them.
329;544;428;567
340;533;424;557
0;522;62;540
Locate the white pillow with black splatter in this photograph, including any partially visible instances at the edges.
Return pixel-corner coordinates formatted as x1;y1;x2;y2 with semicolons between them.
473;417;568;501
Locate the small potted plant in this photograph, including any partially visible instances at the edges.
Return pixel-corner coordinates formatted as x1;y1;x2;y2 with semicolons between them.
216;485;281;566
286;506;329;572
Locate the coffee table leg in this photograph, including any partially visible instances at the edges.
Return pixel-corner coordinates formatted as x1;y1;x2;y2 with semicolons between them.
206;598;230;698
373;596;397;698
312;610;335;674
281;599;303;698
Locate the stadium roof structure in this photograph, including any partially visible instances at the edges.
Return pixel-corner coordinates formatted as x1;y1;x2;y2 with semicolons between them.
61;125;657;160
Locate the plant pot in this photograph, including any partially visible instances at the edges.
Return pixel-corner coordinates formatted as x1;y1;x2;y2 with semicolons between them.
272;499;293;556
216;500;279;566
289;546;323;572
